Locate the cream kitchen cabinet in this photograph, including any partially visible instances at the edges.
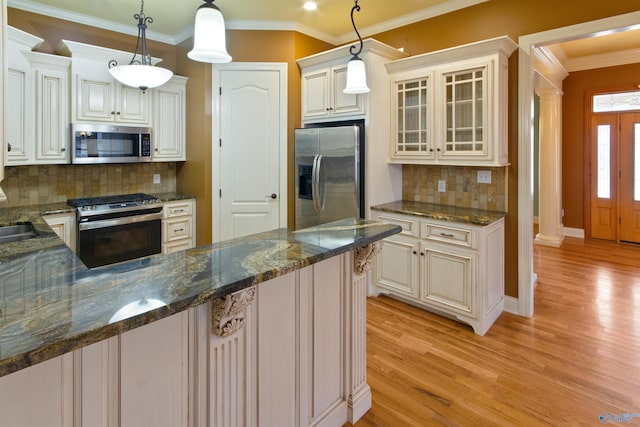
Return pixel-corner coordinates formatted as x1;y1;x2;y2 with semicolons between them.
58;40;152;126
386;36;517;166
372;210;504;335
7;28;70;165
162;198;195;253
152;75;187;161
0;2;6;182
300;64;364;120
6;27;42;164
43;211;76;252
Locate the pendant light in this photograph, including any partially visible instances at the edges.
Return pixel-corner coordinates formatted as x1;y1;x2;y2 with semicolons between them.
188;0;232;63
108;0;173;92
343;0;370;94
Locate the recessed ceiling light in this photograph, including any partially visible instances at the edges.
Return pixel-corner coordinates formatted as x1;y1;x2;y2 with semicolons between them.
303;1;317;11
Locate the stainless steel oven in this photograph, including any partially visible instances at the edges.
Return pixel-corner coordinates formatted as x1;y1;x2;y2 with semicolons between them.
68;194;163;269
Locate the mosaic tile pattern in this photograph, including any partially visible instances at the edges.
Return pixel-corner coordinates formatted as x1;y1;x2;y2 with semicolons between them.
402;165;507;212
1;164;177;207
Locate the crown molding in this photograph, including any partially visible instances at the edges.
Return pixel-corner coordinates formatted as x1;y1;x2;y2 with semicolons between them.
564;48;640;72
9;0;488;47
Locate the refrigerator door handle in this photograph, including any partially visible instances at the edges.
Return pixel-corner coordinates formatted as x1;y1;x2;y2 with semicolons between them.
316;155;326;211
312;154;321;212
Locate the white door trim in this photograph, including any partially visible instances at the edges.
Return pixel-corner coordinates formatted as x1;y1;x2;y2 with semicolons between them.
516;11;640;317
211;62;288;243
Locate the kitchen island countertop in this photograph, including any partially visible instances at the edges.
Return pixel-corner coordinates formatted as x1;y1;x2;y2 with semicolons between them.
371;200;506;226
0;215;399;377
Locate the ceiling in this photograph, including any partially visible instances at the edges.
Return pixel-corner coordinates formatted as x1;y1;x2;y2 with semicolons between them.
7;0;490;45
8;0;640;70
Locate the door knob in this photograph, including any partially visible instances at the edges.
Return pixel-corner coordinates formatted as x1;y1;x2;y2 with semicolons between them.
266;193;277;199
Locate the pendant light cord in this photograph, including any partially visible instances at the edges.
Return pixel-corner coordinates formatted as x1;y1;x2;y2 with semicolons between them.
349;0;364;58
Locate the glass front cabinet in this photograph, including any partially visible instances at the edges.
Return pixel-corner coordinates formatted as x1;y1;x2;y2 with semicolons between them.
386;36;517;166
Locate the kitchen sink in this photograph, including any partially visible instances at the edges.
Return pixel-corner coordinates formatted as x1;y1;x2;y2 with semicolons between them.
0;222;39;243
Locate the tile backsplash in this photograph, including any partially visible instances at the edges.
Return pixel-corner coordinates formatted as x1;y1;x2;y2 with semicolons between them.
1;163;176;207
402;164;507;212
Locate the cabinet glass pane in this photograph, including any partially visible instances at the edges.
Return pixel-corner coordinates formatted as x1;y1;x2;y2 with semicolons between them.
395;78;429;154
444;66;486;155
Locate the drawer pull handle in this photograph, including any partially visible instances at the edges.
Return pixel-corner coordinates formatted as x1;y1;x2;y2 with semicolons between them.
440;233;455;237
174;228;184;232
174;209;185;213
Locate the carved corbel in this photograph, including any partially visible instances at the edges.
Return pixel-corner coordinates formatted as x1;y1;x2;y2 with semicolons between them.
212;286;256;337
353;241;383;274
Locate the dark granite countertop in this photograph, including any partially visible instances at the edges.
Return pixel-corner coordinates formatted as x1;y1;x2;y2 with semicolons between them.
371;200;506;226
0;214;399;377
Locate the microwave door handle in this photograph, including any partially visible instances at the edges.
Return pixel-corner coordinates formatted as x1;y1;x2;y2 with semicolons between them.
312;155;320;212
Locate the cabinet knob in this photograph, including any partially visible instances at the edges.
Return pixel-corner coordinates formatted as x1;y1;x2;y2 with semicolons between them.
110;111;116;115
412;250;417;255
420;252;425;256
326;107;333;111
61;147;66;152
436;148;441;152
429;148;434;152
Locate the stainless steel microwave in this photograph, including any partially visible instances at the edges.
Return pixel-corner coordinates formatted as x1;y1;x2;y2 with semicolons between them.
71;124;152;164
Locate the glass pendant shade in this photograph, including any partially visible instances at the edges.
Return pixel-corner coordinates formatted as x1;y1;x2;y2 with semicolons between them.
188;1;232;63
344;57;370;94
109;64;173;92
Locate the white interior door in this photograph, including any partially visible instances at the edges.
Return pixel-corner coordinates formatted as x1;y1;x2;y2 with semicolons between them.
212;63;287;242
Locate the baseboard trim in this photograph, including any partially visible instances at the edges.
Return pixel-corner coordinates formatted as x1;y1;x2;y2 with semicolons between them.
503;296;520;315
563;227;585;238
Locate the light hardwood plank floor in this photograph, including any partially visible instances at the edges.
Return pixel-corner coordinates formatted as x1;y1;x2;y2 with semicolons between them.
351;236;640;426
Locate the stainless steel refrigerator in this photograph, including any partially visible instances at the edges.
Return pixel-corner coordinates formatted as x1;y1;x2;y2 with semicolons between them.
294;121;364;230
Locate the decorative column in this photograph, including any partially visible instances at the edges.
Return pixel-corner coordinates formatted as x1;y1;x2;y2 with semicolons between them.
346;241;382;424
535;87;564;247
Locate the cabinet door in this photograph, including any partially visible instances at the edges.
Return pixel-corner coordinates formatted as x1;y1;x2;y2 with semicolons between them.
0;354;74;427
421;242;474;316
34;67;69;163
439;64;488;160
302;69;330;119
76;74;114;121
391;76;433;161
375;234;420;299
331;65;363;116
118;84;150;124
119;312;190;427
153;78;186;161
6;67;30;163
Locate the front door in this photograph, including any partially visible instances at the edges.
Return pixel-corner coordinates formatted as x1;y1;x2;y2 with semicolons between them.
590;107;640;243
212;63;287;242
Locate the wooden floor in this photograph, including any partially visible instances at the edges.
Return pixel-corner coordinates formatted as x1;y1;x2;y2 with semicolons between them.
351;236;640;426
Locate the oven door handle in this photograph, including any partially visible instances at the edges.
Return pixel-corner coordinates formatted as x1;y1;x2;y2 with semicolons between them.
78;212;163;231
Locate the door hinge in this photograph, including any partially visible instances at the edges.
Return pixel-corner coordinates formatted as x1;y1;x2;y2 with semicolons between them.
219;87;222;96
619;217;622;225
219;138;222;147
219;189;222;198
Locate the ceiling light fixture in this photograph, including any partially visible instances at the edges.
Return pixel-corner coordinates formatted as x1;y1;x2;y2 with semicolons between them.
188;0;232;63
343;0;370;94
303;1;318;11
108;0;173;92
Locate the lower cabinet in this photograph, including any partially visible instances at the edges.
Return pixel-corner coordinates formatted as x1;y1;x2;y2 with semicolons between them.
43;211;76;252
0;251;370;426
372;211;504;336
162;199;196;253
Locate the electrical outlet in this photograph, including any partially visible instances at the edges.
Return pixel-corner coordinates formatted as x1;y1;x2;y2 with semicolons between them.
153;174;161;184
477;170;492;184
438;180;446;192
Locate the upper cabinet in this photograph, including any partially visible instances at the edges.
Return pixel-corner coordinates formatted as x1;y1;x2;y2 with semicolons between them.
6;27;71;165
300;64;363;120
57;40;151;125
385;36;517;166
152;75;188;162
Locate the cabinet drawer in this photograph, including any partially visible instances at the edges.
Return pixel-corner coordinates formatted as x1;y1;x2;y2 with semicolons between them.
375;213;419;237
164;217;192;242
162;239;193;254
422;223;474;248
164;201;193;218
